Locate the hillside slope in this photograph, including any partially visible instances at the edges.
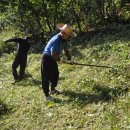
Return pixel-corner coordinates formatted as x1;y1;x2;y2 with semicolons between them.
0;24;130;130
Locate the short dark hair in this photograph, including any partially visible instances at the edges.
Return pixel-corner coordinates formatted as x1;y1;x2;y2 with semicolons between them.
26;36;32;40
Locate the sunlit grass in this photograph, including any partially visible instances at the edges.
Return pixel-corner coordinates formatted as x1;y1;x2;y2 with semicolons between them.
1;25;130;129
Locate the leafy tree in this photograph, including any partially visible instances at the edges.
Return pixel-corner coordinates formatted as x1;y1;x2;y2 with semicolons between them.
0;0;130;52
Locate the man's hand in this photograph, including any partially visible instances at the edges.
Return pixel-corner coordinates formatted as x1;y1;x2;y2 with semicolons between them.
58;60;62;64
60;60;75;65
68;60;75;65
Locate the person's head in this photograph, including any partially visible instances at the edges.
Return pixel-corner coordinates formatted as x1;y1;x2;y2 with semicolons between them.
26;36;31;41
60;31;71;40
26;36;33;44
57;23;76;40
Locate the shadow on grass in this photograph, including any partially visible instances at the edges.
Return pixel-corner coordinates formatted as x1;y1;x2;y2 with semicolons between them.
0;100;11;117
24;72;33;78
16;78;41;88
57;85;129;108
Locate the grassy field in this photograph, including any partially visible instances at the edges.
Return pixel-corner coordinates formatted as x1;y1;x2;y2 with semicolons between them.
0;24;130;130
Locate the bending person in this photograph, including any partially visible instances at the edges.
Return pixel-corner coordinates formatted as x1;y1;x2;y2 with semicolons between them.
41;24;76;101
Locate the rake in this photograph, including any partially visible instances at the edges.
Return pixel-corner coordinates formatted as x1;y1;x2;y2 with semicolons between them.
62;61;112;68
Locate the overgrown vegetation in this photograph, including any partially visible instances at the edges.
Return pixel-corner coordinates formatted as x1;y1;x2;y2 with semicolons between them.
0;24;130;129
0;0;130;129
0;0;130;45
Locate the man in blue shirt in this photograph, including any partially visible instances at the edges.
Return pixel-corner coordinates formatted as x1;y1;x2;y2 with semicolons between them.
41;24;76;101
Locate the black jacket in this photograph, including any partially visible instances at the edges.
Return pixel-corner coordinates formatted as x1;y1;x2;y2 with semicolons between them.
5;38;30;59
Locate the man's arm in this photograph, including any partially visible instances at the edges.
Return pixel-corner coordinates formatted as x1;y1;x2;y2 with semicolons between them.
4;38;23;43
63;49;71;61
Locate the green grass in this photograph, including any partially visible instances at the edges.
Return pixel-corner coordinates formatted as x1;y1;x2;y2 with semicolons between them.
1;24;130;129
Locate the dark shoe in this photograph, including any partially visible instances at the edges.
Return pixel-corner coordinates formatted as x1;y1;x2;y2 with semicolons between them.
50;89;61;95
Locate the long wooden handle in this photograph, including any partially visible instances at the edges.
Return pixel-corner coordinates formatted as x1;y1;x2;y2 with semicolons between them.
62;61;112;68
